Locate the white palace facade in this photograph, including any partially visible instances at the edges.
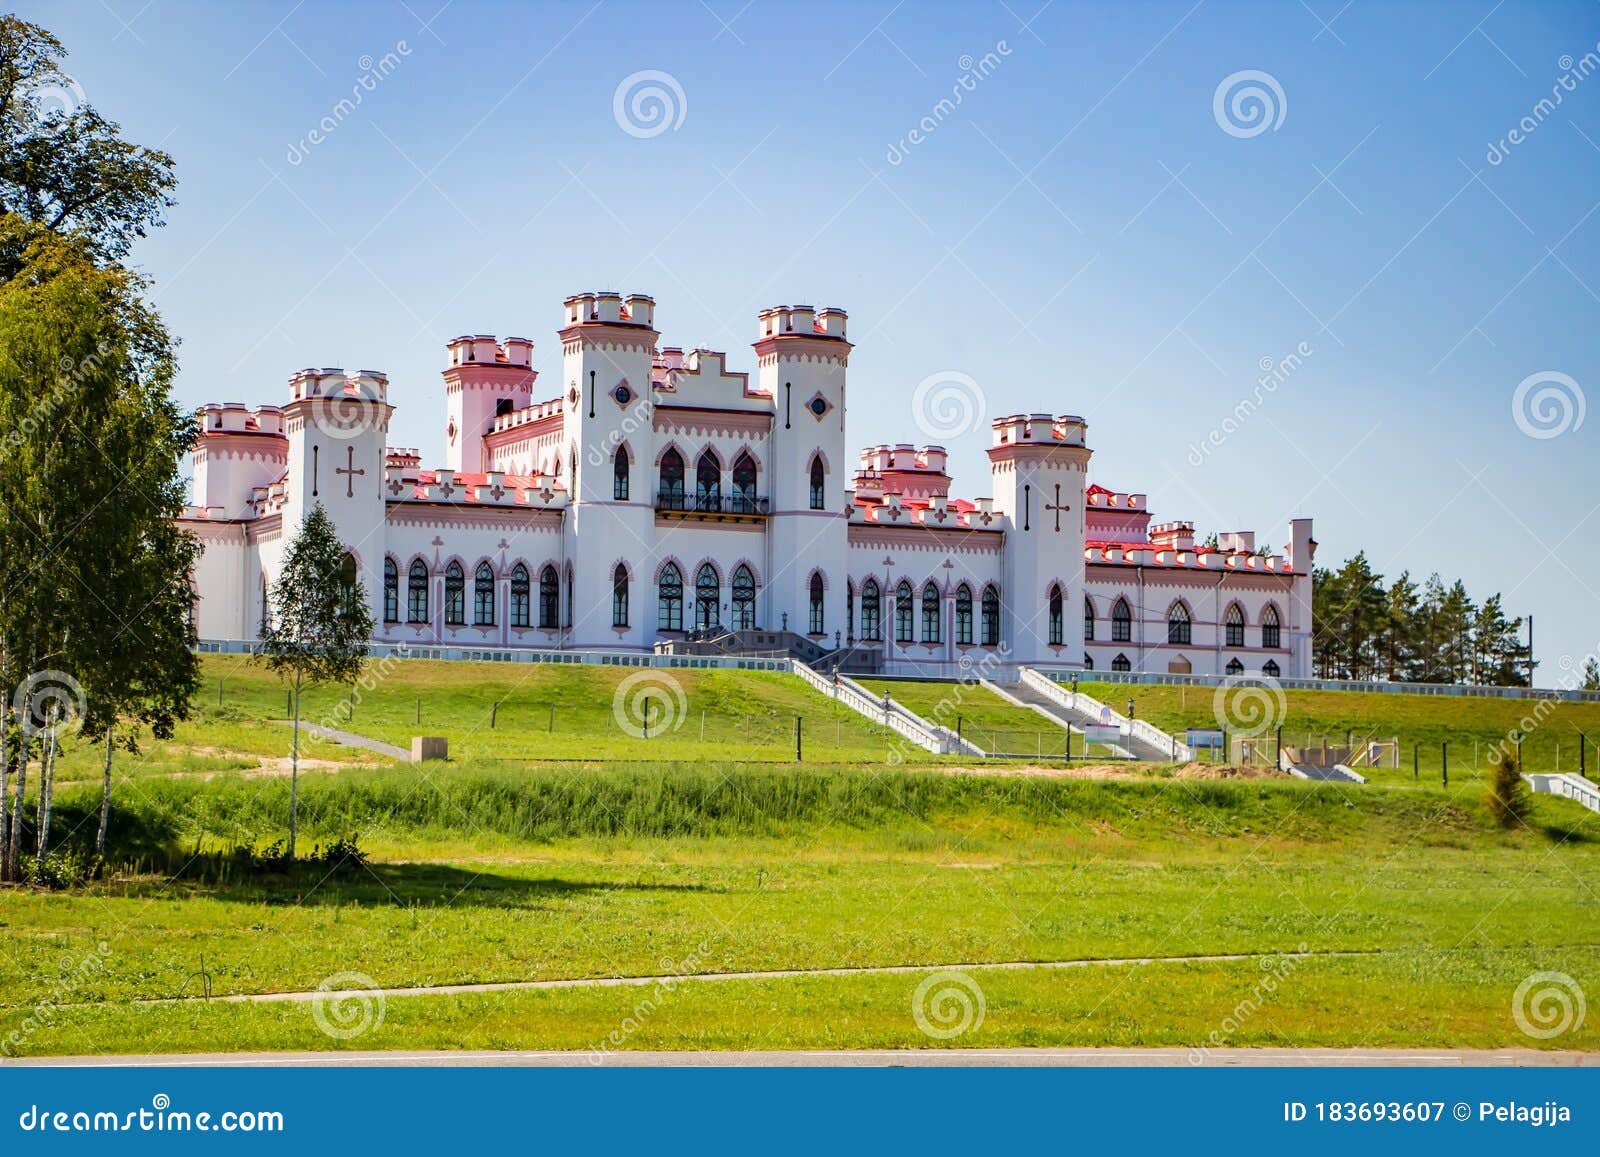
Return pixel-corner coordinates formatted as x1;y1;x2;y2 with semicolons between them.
181;292;1315;678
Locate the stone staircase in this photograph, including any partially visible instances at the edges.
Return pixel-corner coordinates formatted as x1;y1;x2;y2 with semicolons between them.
1525;772;1600;814
658;630;882;674
1009;669;1191;761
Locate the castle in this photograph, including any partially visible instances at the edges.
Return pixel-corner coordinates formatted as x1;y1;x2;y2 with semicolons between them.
181;292;1314;678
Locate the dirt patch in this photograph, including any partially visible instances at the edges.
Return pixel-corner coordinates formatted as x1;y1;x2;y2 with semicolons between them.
1170;762;1281;780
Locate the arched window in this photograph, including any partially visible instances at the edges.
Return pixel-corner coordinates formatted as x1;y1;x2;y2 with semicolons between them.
659;448;685;510
612;564;629;628
921;581;941;644
336;553;359;622
510;564;530;627
613;445;630;501
809;456;825;510
695;563;720;629
846;580;855;640
1263;659;1281;677
474;562;495;626
809;572;825;634
732;564;755;629
861;578;882;642
1112;598;1131;642
954;585;973;645
731;452;758;513
695;450;721;512
1167;602;1191;645
895;581;914;643
1225;603;1245;648
981;585;1000;646
1048;585;1064;645
444;561;465;625
1083;653;1094;671
538;565;559;629
1112;653;1132;672
407;559;429;622
383;557;399;623
1262;605;1281;649
658;562;683;631
1225;657;1244;675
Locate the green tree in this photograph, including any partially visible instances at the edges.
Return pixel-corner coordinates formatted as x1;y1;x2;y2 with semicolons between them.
258;504;373;859
1485;752;1529;828
0;16;176;269
1582;657;1600;692
1381;571;1421;682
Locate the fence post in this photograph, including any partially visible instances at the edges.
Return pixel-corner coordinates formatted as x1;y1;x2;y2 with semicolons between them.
956;716;962;745
490;702;497;729
1413;745;1418;780
795;716;802;762
1065;725;1072;762
218;678;224;707
1516;736;1522;772
1276;725;1283;769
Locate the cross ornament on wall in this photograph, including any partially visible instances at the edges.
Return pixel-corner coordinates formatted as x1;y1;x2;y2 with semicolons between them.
1044;483;1071;533
336;445;366;498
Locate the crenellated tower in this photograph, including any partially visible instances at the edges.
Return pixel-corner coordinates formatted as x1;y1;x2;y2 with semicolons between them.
442;335;536;473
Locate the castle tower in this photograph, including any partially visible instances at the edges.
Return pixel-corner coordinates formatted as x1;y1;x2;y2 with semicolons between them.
443;335;536;472
988;414;1092;664
559;291;659;647
757;305;851;642
280;367;393;629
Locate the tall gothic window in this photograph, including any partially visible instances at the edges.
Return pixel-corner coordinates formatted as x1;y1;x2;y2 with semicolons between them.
510;564;530;627
808;456;825;510
695;451;721;512
1225;603;1245;648
613;445;630;501
695;563;720;629
861;578;882;642
894;581;914;643
809;573;825;634
407;559;429;622
981;585;1000;646
474;562;495;626
1048;585;1064;645
1167;602;1191;645
1079;594;1091;643
444;562;465;625
731;452;758;513
658;563;683;631
538;565;559;629
846;580;855;641
1262;605;1282;649
1112;598;1132;642
383;557;398;623
612;564;629;628
921;582;941;644
954;585;973;645
659;448;685;510
732;565;755;629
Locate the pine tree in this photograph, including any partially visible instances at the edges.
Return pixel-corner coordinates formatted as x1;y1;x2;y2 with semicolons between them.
1381;571;1421;682
258;504;373;859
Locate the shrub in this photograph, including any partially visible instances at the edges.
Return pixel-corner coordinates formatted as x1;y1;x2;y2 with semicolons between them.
1485;753;1529;828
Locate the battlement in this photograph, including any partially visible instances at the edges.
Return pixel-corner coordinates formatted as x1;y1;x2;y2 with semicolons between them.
990;413;1088;448
446;334;533;368
563;291;656;329
197;402;286;438
1085;488;1146;510
487;396;565;435
1150;520;1195;550
757;305;848;340
287;367;389;404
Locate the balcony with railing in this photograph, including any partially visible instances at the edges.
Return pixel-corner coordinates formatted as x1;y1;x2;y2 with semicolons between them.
656;489;770;519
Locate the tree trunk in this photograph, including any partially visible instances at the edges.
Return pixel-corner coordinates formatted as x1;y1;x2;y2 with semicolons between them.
36;707;58;859
288;675;301;860
0;700;10;883
96;725;114;857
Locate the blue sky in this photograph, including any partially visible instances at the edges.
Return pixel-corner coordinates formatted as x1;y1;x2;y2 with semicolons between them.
26;0;1600;672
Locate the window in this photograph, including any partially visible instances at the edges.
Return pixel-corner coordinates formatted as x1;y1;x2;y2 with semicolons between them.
954;585;973;645
1112;598;1131;642
1263;659;1281;677
383;558;398;622
895;581;914;643
566;567;573;629
1262;605;1282;649
1167;603;1191;645
695;451;721;512
861;579;882;642
443;562;465;625
612;564;629;628
1225;657;1244;675
659;449;685;509
613;445;630;501
732;565;755;629
809;573;825;634
1047;586;1064;645
1083;653;1094;671
1225;603;1244;648
474;562;495;626
407;560;428;622
336;553;359;621
695;564;720;629
981;585;1000;646
808;456;825;510
1112;653;1132;672
731;453;758;513
511;564;530;627
538;565;559;629
658;563;683;631
921;582;941;644
846;581;855;640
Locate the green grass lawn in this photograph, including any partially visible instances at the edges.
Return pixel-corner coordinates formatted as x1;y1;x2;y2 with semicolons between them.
857;678;1129;759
